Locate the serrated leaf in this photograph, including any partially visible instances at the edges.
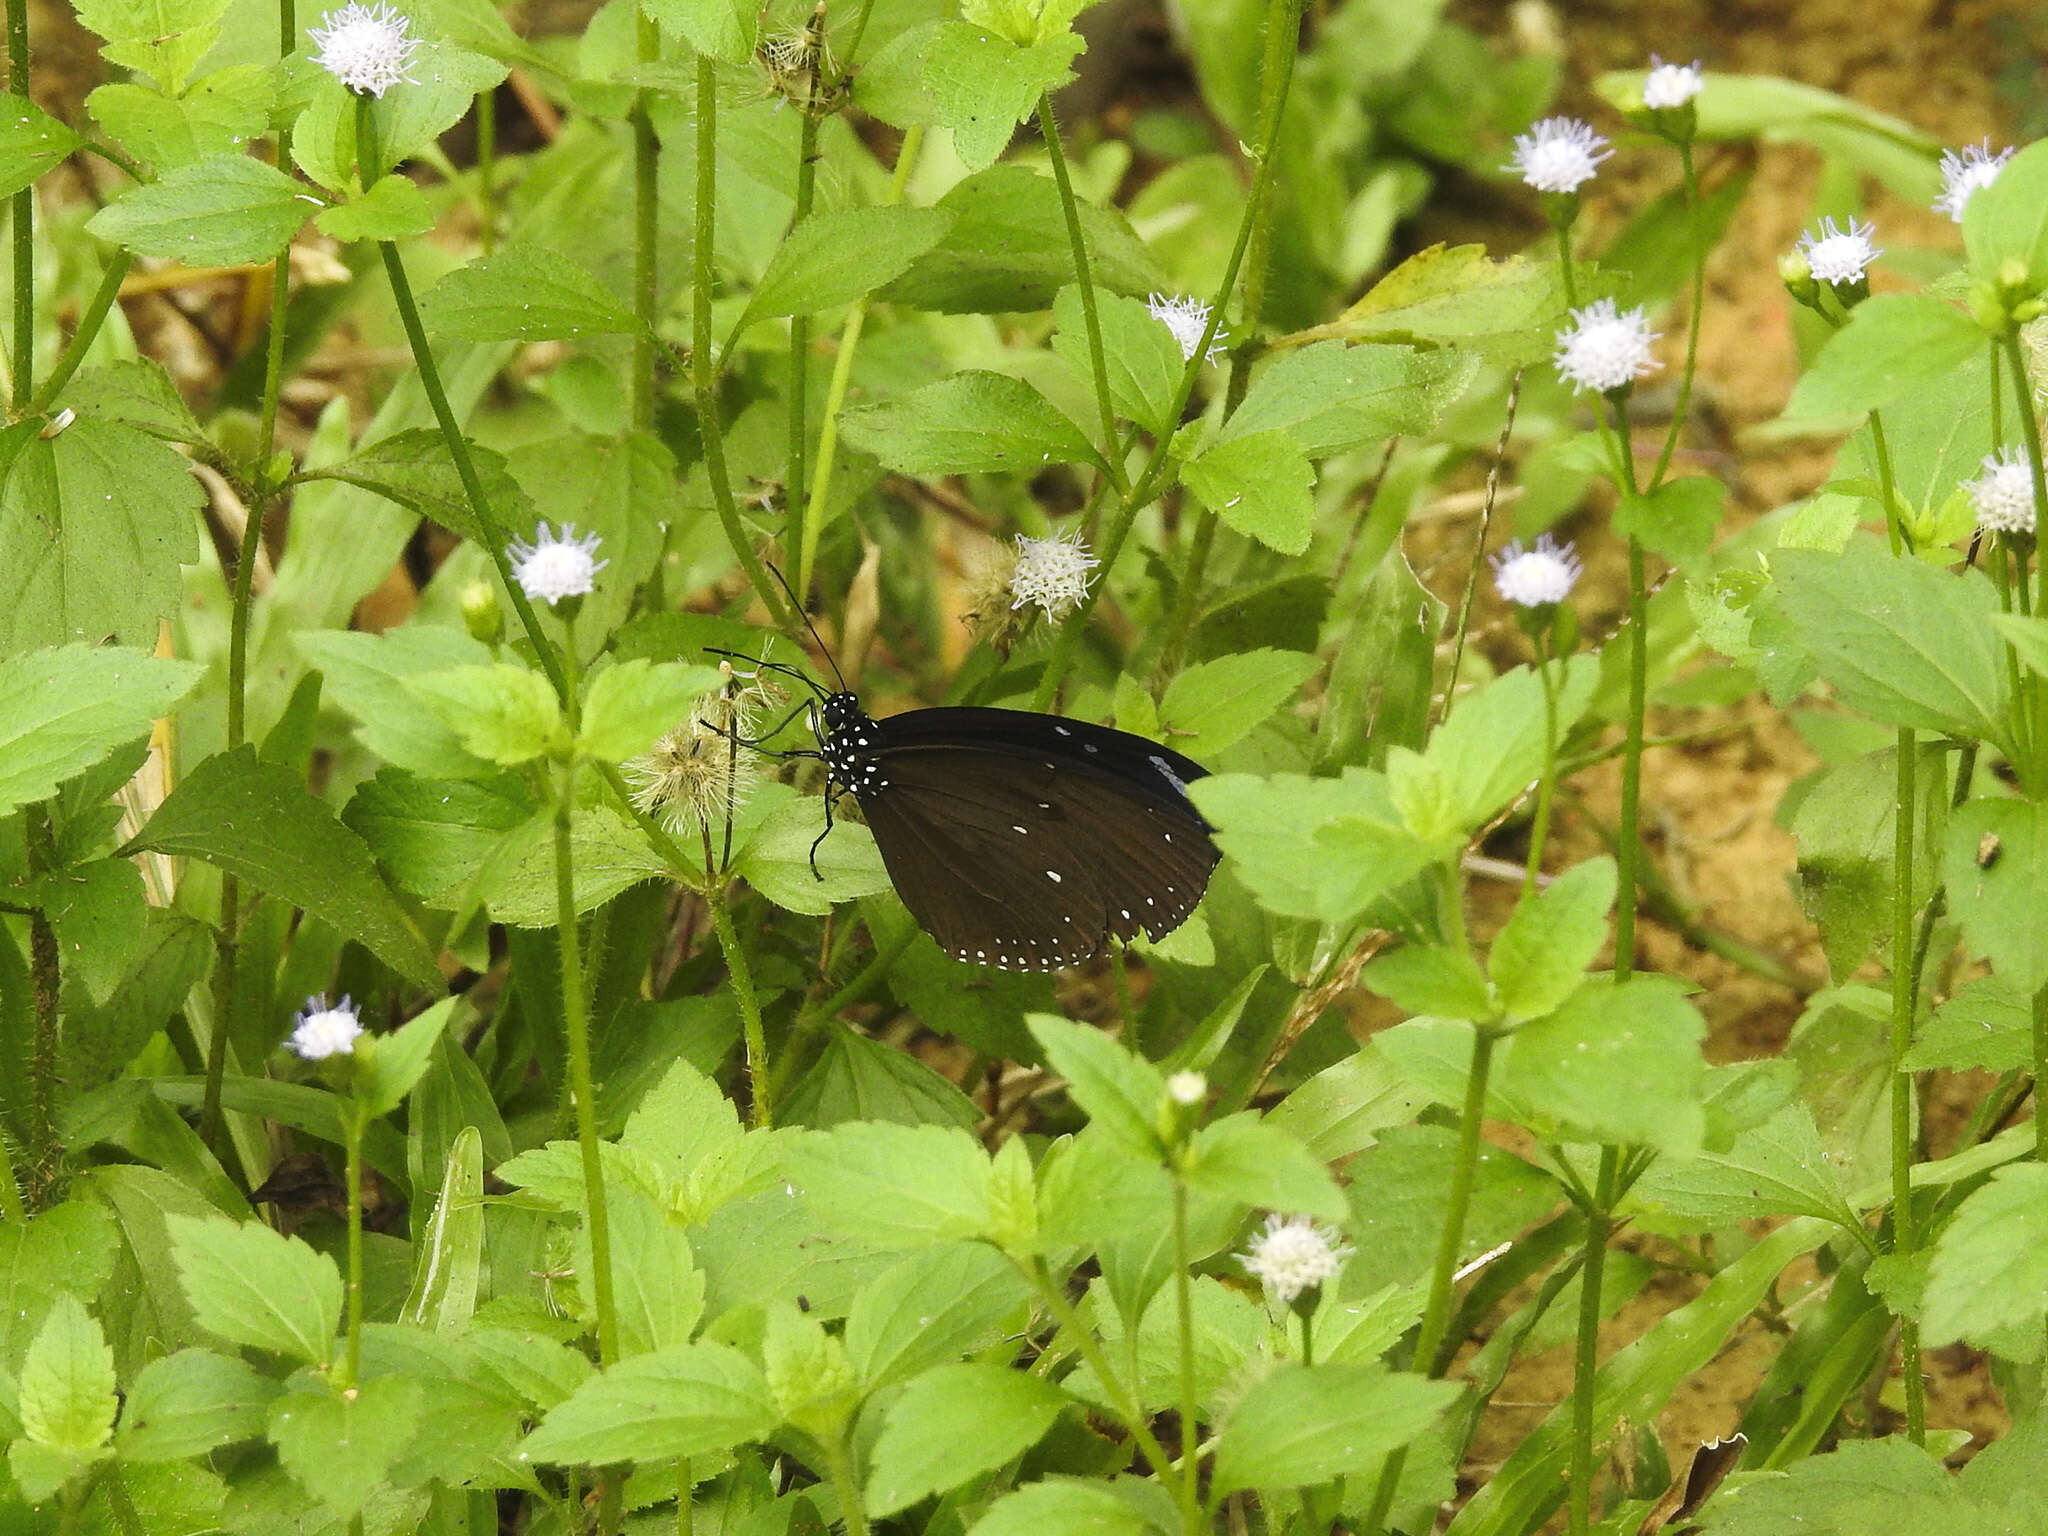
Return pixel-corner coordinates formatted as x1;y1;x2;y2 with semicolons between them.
1613;476;1724;569
296;625;501;778
844;1243;1031;1392
87;68;272;171
88;154;310;265
268;1375;421;1519
168;1215;341;1365
402;664;565;766
1359;943;1493;1019
72;0;230;90
1785;294;1987;418
1487;857;1617;1021
738;206;953;336
117;1349;280;1461
122;746;441;987
923;21;1082;171
839;370;1103;475
1962;138;2048;289
1943;798;2048;993
968;1480;1152;1536
733;799;891;915
578;659;723;763
640;0;754;63
1496;976;1707;1155
0;95;85;199
1629;1100;1858;1231
1923;1163;2048;1357
1211;1363;1457;1493
786;1122;994;1248
359;997;458;1119
521;1342;776;1464
1051;286;1183;436
1223;340;1478;456
59;358;206;443
1322;243;1574;365
27;857;147;1007
17;1295;116;1456
1181;428;1316;555
418;242;639;341
0;418;203;650
867;1364;1067;1516
1157;649;1318;758
0;645;201;820
1027;1012;1165;1158
315;171;435;242
1183;1113;1346;1220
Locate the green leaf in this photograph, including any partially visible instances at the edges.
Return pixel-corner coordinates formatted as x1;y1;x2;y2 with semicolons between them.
1697;1436;1951;1536
1496;977;1707;1155
1943;798;2048;993
1339;1121;1560;1292
1758;544;2010;746
296;625;500;778
1628;1099;1859;1231
866;1363;1067;1516
59;359;206;444
844;1243;1032;1393
0;95;84;199
399;1125;486;1333
839;370;1103;475
1211;1363;1457;1493
402;664;566;766
738;206;954;334
315;171;436;242
17;1295;115;1457
116;1349;280;1461
168;1214;341;1365
122;746;441;987
1784;294;1988;417
1487;858;1617;1021
88;154;308;265
1183;1113;1346;1220
418;242;640;341
1157;649;1319;758
86;68;272;171
578;660;723;763
1267;1050;1432;1164
1191;768;1438;924
1223;340;1479;456
304;426;533;547
1051;286;1183;436
733;800;891;915
1026;1012;1165;1159
780;1024;983;1131
1923;1162;2048;1357
1327;243;1575;365
593;1186;704;1359
268;1374;421;1519
478;801;667;926
923;22;1082;171
1993;613;2048;679
26;858;146;1007
1613;476;1724;569
640;0;754;64
345;769;537;908
880;164;1167;314
521;1342;776;1464
787;1123;994;1248
0;646;201;820
1963;138;2048;290
0;418;203;650
0;1203;118;1362
1905;974;2034;1073
1359;944;1493;1020
1181;429;1316;555
969;1479;1153;1536
1419;659;1598;835
71;0;231;90
359;997;458;1120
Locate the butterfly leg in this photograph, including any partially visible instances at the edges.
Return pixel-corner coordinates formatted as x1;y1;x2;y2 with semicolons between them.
809;783;841;880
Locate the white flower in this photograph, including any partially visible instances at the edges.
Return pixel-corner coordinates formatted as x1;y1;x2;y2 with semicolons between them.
508;522;607;605
308;3;420;98
1642;56;1703;110
1505;117;1611;194
1554;298;1663;394
1009;528;1099;620
1491;534;1584;607
622;671;771;831
1967;448;2039;535
1166;1070;1207;1106
1239;1213;1353;1304
291;994;364;1060
1796;216;1881;286
1147;292;1226;363
1935;139;2014;223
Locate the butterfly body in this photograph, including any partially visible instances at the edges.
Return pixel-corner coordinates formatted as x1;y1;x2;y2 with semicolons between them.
813;692;1219;971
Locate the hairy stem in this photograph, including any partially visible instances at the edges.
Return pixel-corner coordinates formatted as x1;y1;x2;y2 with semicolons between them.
708;883;772;1129
1171;1177;1201;1531
27;251;135;416
1567;1146;1621;1534
1036;94;1128;498
630;10;659;431
1614;537;1647;981
7;0;31;411
339;1108;366;1387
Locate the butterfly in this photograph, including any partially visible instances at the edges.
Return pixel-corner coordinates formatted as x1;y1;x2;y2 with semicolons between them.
714;649;1219;972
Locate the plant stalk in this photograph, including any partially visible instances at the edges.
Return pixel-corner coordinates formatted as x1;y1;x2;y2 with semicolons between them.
707;883;772;1129
1036;94;1128;499
8;0;32;412
630;10;660;430
1567;1146;1621;1534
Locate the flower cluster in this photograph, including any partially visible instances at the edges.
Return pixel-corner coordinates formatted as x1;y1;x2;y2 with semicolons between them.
1796;216;1881;287
509;522;607;606
1966;448;2039;536
1009;528;1099;620
1239;1214;1353;1305
623;668;777;832
1641;56;1703;110
309;2;420;98
1553;299;1663;395
1935;140;2013;223
1491;535;1584;609
290;994;364;1060
1505;117;1611;195
1147;292;1227;363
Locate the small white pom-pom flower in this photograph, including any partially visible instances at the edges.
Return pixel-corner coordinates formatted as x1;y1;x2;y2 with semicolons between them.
308;3;421;98
1642;56;1703;110
508;522;607;605
1166;1070;1207;1106
1967;448;2039;535
1554;298;1663;394
1239;1213;1353;1304
1491;534;1584;607
291;994;364;1060
1505;117;1611;194
1935;140;2014;223
1009;528;1099;620
623;672;774;832
1796;216;1881;287
1147;292;1226;363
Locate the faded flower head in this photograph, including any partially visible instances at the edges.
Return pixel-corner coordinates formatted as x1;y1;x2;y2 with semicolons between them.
1240;1213;1353;1305
1505;117;1611;194
308;3;420;98
1641;55;1703;110
291;994;364;1060
1935;140;2014;223
623;666;777;831
508;522;606;606
1491;534;1584;608
1010;528;1099;621
1796;216;1881;287
1554;298;1663;394
1147;292;1227;363
1967;448;2039;536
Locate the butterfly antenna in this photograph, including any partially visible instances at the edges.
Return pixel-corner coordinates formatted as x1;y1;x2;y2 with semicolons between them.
766;563;852;693
704;647;830;702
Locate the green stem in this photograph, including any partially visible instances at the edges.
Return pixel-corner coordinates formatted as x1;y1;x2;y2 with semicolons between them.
200;875;239;1162
692;55;798;633
1614;536;1647;981
0;1119;23;1222
1029;42;1298;712
1567;1146;1621;1535
26;251;135;416
1019;1258;1180;1483
1036;94;1128;499
630;10;660;431
1647;144;1704;492
339;1107;366;1387
707;883;771;1129
826;1436;871;1536
1171;1177;1200;1532
7;0;31;412
1890;725;1926;1444
2034;982;2048;1162
25;880;58;1204
786;25;824;579
476;87;496;255
1440;370;1523;729
1524;634;1560;900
